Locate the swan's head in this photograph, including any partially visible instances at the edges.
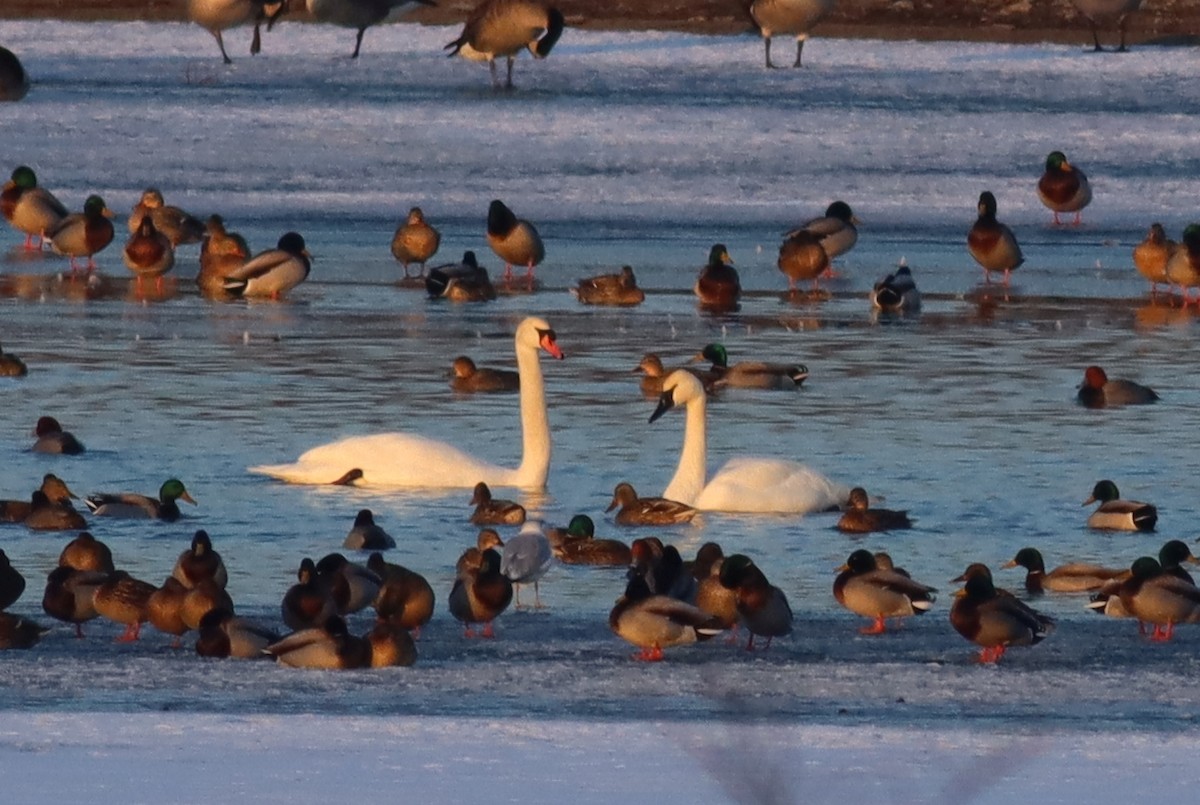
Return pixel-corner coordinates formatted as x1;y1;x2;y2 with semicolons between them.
516;316;564;360
649;369;706;423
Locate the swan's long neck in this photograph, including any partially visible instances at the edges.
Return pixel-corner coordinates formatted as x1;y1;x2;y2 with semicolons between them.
662;392;707;505
514;340;551;488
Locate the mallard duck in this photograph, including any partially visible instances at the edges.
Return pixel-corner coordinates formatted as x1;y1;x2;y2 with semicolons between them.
172;530;228;589
609;575;723;661
500;522;552;608
281;558;336;631
1114;556;1200;641
391;206;440;278
950;569;1055;663
449;547;513;637
145;577;190;646
181;579;234;631
469;481;526;526
1;473;78;523
450;356;520;393
197;214;250;299
186;0;288;64
123;216;175;286
696;343;808;389
42;565;105;637
32;416;85;454
1072;0;1144;51
367;552;435;633
1;166;67;250
572;265;645;306
367;621;418;667
1082;479;1157;531
0;46;29;102
308;0;435;58
546;514;631;566
634;354;720;398
49;195;114;271
0;549;25;611
127;188;205;245
694;244;740;310
871;262;921;312
485;199;544;285
833;549;936;634
195;607;279;659
426;251;497;302
749;0;835;68
1166;224;1200;306
1037;151;1092;225
786;200;859;259
222;231;311;299
777;230;829;292
1090;541;1200;621
967;191;1024;285
1077;366;1159;408
0;342;27;377
1002;547;1124;595
93;570;157;642
628;539;695;601
606;482;697;526
0;612;48;649
266;615;372;669
1133;223;1174;295
58;531;115;574
85;478;197;522
344;509;396;550
23;490;87;532
692;544;739;633
445;0;566;89
719;554;793;650
836;487;912;533
315;553;382;616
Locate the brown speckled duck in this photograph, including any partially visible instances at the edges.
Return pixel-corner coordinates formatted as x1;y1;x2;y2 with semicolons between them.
450;356;520;393
146;577;190;646
1132;223;1174;296
42;565;106;638
836;487;913;533
127;188;205;246
59;531;115;574
833;549;936;634
0;342;27;377
391;206;440;279
606;482;697;526
368;621;418;667
367;552;435;634
777;229;829;292
572;265;645;306
93;570;157;642
23;490;87;532
469;481;526;525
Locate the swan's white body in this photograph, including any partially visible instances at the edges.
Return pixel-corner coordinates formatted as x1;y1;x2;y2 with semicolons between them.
250;316;561;489
652;370;848;514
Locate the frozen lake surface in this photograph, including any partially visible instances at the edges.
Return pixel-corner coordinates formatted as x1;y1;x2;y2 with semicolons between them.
2;17;1200;801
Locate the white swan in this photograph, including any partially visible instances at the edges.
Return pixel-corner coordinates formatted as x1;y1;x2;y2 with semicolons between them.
250;316;563;489
649;369;848;514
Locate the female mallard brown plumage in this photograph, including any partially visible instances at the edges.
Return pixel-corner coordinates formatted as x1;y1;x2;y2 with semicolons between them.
1133;223;1174;295
93;570;157;642
1083;479;1157;531
1166;224;1200;306
172;530;228;589
367;621;418;667
777;229;829;292
485;199;544;285
146;577;190;646
546;515;631;566
836;487;912;533
32;416;85;454
197;214;249;299
692;543;739;635
606;482;696;526
367;552;435;633
718;554;792;650
572;265;645;306
127;188;205;246
281;557;336;631
1;473;79;523
967;191;1023;285
0;342;27;377
42;565;106;637
22;490;87;532
448;547;513;637
833;549;935;634
391;206;440;278
1002;547;1124;595
58;531;115;574
450;356;520;393
344;509;396;550
609;574;723;661
49;194;114;271
1037;151;1092;225
950;569;1054;663
181;579;234;631
445;0;566;89
469;481;526;525
694;243;740;310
